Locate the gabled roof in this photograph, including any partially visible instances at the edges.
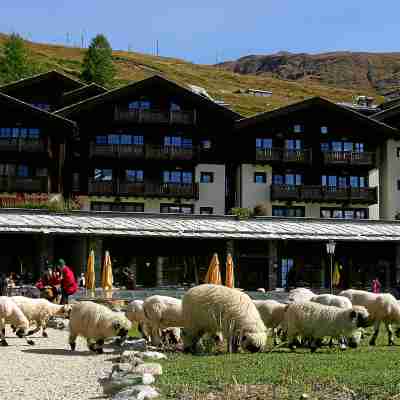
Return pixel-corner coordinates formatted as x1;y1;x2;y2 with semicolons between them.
235;96;399;138
0;70;84;95
372;102;400;122
54;75;242;120
58;83;108;109
0;91;76;129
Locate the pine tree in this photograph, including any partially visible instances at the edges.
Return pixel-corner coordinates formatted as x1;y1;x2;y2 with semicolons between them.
1;33;34;83
81;34;115;86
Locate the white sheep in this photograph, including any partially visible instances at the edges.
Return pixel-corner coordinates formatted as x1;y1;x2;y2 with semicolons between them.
182;284;267;353
11;296;71;338
253;299;287;345
340;289;400;346
125;299;152;341
143;295;183;346
69;301;132;353
288;288;315;303
284;301;369;352
0;296;34;346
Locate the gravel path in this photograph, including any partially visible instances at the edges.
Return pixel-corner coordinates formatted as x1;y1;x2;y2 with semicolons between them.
0;328;117;400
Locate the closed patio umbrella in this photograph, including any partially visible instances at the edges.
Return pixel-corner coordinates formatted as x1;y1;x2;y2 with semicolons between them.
204;253;222;285
225;253;235;288
85;249;96;296
101;250;113;298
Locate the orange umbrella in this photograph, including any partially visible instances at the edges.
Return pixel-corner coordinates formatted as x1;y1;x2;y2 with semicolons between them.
225;253;235;288
85;249;96;296
101;250;113;298
204;253;222;285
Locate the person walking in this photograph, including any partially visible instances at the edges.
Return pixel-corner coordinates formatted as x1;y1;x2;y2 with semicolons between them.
56;259;78;304
372;276;381;294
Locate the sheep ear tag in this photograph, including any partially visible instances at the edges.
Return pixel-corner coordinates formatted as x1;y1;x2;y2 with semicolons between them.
112;321;121;331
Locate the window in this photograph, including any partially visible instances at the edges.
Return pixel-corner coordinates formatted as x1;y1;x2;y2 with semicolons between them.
201;139;212;150
343;142;353;152
96;134;144;145
94;169;112;181
126;170;144;182
273;174;284;185
281;258;294;288
321;126;328;134
170;102;181;111
32;103;51;111
320;142;329;152
200;172;214;183
163;171;193;183
256;138;273;149
164;136;181;147
293;124;303;133
332;141;343;152
17;165;29;177
91;202;144;212
321;208;368;219
36;168;48;177
200;207;213;215
273;173;302;185
160;204;194;214
254;172;267;184
0;127;40;139
96;136;107;145
272;206;305;217
0;164;14;176
109;134;119;145
285;139;302;150
355;143;364;152
128;100;151;110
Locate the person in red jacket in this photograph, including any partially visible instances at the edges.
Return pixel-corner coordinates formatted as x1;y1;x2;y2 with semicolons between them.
56;259;78;304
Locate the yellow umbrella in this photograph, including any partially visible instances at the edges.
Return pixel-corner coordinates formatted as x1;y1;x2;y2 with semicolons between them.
101;250;113;298
333;261;341;287
225;253;235;288
85;249;96;296
204;253;222;285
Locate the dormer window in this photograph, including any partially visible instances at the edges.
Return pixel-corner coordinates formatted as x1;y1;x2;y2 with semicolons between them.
321;126;328;134
128;100;151;110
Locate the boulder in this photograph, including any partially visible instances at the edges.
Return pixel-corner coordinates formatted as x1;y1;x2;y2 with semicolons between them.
132;363;163;376
100;372;155;396
111;385;159;400
141;351;167;361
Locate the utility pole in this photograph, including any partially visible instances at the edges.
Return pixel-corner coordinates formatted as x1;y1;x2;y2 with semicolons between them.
66;32;71;46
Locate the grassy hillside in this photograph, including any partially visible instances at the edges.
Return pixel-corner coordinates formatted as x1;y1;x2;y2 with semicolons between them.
0;34;379;116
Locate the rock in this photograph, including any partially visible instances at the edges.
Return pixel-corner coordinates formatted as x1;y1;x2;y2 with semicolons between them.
47;317;67;330
141;351;167;361
120;350;145;365
111;385;159;400
123;339;147;351
100;372;155;396
132;363;162;376
300;395;310;399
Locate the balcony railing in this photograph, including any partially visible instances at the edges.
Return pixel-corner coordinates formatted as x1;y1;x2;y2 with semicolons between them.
0;176;48;193
271;184;377;203
89;143;195;161
323;151;375;166
88;179;199;199
0;138;46;153
114;107;197;125
256;148;312;163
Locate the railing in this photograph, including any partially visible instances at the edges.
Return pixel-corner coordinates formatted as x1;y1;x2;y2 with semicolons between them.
114;107;197;125
0;176;48;193
271;184;377;203
88;179;199;199
256;147;312;163
0;138;46;153
323;151;375;166
89;143;194;161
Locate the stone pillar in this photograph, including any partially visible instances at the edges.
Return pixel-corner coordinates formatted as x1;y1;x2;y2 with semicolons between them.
156;256;164;287
268;240;278;290
89;237;103;288
36;234;54;278
395;244;400;284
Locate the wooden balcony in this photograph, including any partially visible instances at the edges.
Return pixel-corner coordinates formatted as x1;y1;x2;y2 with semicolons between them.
255;148;312;163
89;179;199;199
114;107;197;125
0;176;48;193
0;138;46;153
271;184;377;204
323;151;375;166
89;143;194;161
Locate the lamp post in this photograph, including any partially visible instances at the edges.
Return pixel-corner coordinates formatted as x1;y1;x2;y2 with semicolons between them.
326;240;336;294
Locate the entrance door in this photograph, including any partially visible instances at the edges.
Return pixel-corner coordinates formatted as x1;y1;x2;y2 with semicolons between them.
237;256;269;290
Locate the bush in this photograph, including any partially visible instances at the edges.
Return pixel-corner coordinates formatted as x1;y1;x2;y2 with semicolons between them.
253;203;268;216
230;207;252;219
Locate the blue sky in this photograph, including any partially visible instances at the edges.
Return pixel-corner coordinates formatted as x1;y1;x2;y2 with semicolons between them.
1;1;399;64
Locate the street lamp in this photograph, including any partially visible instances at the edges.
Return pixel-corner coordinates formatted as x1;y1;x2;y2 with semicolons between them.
326;240;336;294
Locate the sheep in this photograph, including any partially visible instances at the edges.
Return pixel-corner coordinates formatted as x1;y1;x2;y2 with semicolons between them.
288;288;315;303
253;299;287;345
284;301;369;353
182;284;267;354
0;296;34;346
68;301;132;353
11;296;71;338
340;289;400;346
125;300;152;341
143;295;183;346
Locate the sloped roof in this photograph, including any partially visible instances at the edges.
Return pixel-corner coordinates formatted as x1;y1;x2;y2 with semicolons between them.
1;209;400;241
54;75;241;120
372;102;400;122
58;83;108;109
235;97;399;138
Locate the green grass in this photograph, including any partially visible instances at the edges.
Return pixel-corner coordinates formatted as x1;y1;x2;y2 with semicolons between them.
157;330;400;399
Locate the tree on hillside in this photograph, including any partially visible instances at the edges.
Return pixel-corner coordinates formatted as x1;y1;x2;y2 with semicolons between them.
81;34;115;86
1;33;35;83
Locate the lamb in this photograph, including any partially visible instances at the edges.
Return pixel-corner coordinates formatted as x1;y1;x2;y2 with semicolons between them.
253;299;287;345
68;301;132;353
182;284;267;353
288;288;315;303
0;296;34;346
284;301;369;352
125;300;151;341
340;289;400;345
11;296;71;338
143;295;183;346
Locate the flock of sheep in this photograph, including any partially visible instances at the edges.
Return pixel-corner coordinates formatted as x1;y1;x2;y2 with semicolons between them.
1;283;400;355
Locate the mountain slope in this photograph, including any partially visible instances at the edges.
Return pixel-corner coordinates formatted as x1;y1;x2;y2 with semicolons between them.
0;34;377;116
217;51;400;93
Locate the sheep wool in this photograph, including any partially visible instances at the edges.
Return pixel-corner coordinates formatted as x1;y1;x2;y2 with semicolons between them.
288;288;315;303
182;284;267;353
69;301;132;353
310;294;352;309
125;300;151;341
